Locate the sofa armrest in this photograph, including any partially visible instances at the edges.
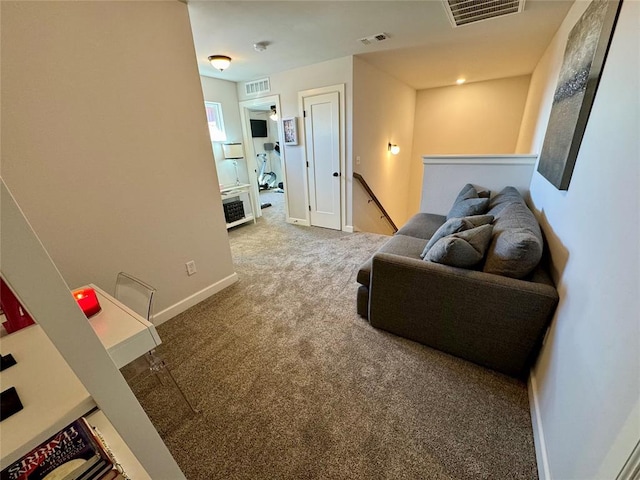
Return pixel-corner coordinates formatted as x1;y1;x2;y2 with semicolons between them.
368;252;559;376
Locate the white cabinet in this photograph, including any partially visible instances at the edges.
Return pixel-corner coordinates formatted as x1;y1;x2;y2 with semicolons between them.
220;183;257;229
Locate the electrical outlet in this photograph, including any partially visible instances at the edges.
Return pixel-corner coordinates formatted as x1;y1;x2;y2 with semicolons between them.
186;260;197;276
356;156;361;165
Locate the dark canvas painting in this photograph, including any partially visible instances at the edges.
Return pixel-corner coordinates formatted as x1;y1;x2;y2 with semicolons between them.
537;0;622;190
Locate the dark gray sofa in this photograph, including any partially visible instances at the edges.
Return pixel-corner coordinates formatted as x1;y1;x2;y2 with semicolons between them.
357;185;559;377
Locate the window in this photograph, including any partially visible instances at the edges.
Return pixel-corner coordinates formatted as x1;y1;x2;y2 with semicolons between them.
205;101;226;142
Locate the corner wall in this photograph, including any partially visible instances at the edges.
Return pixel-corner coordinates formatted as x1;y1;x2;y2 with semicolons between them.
1;1;236;319
352;57;416;233
522;1;640;478
408;75;531;214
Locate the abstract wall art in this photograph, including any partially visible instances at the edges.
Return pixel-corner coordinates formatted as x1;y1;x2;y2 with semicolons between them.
537;0;623;190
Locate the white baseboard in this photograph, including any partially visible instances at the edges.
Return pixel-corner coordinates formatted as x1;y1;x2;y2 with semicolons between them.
151;272;238;326
529;370;551;480
287;217;310;226
343;225;354;233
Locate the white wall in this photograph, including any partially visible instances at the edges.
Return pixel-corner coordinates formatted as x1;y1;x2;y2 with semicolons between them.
1;1;236;322
200;76;248;186
522;1;640;478
409;75;531;214
352;57;416;233
237;56;352;224
420;155;536;215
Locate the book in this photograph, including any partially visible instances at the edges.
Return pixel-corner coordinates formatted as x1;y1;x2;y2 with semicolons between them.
1;417;115;480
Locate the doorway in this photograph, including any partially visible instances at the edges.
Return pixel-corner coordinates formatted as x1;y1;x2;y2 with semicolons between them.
238;95;288;222
299;84;346;231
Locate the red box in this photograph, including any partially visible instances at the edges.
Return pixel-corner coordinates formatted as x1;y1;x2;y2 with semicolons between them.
72;288;101;318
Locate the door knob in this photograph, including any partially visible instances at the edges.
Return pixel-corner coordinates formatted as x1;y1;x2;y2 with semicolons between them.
333;172;339;177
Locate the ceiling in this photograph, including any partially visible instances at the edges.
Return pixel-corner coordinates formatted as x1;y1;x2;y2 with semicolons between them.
187;0;574;90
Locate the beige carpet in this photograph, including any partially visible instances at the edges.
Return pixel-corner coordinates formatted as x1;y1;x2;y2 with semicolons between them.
131;189;538;480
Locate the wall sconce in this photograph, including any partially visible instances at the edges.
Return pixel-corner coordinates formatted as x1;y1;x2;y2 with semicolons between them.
269;105;278;121
388;143;400;155
208;55;232;72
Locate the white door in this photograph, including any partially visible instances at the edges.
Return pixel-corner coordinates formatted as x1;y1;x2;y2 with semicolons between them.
304;91;341;230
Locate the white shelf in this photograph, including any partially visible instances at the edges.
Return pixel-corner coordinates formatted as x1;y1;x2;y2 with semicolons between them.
226;214;255;229
0;325;96;468
86;410;151;480
220;183;256;230
87;284;161;369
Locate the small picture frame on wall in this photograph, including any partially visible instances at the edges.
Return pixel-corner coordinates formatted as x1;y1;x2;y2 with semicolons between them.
282;117;298;145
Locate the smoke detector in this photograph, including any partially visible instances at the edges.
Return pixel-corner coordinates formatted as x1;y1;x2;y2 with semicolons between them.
254;42;268;52
358;32;389;46
443;0;526;27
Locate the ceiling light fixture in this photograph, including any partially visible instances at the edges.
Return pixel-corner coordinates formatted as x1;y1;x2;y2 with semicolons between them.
388;143;400;155
456;78;466;85
269;105;278;121
208;55;232;72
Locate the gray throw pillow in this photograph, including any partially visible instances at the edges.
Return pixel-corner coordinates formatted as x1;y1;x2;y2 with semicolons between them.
447;197;490;220
420;215;494;258
424;224;494;268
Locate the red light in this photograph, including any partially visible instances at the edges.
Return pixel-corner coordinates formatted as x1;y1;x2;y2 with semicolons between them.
71;288;101;318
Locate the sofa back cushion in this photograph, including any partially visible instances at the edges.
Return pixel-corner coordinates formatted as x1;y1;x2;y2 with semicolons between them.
484;188;543;278
446;184;490;220
395;213;447;240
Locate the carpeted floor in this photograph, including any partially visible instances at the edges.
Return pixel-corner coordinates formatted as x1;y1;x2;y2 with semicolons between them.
131;189;538;480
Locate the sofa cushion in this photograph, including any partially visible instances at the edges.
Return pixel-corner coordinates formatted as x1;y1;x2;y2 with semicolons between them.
395;213;447;240
424;224;494;268
487;186;525;217
447;197;490;220
357;234;427;286
420;215;494;258
484;201;544;278
447;185;489;220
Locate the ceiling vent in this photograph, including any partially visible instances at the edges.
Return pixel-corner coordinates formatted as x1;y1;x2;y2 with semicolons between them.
244;78;271;96
443;0;525;27
358;32;389;46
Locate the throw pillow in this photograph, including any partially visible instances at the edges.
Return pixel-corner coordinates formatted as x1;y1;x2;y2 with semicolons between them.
424;224;494;268
447;197;490;220
453;184;477;203
420;215;494;258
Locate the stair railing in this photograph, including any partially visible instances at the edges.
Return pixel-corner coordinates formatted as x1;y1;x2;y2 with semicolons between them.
353;172;398;233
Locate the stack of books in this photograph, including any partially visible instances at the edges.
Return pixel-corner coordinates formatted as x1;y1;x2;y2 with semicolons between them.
1;417;126;480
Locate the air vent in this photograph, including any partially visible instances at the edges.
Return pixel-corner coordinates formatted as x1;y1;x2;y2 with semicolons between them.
244;78;271;96
358;32;389;46
443;0;525;27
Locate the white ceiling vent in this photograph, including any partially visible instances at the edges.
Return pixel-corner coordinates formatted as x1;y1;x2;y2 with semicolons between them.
358;33;389;46
244;78;271;96
443;0;525;27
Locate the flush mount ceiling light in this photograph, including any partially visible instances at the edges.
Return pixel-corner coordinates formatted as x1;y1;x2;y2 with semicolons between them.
208;55;231;72
388;143;400;155
456;78;466;85
269;105;278;121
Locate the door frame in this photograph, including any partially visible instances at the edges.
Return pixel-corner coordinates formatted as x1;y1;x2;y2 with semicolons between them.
298;84;346;231
238;95;288;220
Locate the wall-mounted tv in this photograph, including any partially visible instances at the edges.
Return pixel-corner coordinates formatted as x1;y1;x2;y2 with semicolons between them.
250;119;268;138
